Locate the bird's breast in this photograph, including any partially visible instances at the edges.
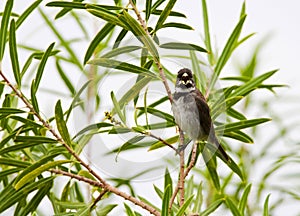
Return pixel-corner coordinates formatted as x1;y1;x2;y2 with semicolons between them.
172;94;205;140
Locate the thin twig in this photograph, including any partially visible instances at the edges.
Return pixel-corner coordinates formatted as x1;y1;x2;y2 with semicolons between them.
0;70;160;216
169;141;198;210
49;169;103;187
91;188;108;209
129;0;173;103
146;131;178;153
179;130;185;206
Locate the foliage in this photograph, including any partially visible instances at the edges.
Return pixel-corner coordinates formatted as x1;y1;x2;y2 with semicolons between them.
0;0;298;215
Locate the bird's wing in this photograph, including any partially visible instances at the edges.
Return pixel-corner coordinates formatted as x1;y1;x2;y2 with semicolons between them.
191;89;212;136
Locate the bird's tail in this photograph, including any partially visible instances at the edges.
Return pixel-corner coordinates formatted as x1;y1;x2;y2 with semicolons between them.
208;130;231;163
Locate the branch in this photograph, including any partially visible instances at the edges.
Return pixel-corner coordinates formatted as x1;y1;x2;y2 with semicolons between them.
129;0;173;103
169;141;198;210
179;130;185;206
0;69;160;216
145;131;179;153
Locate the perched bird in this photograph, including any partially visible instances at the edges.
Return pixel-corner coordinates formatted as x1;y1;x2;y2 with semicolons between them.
171;68;230;162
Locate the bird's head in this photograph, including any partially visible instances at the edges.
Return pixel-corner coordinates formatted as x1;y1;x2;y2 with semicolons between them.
176;68;195;91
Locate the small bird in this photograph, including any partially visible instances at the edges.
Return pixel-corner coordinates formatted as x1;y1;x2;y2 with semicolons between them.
171;68;230;162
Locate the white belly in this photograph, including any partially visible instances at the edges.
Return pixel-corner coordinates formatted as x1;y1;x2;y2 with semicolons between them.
172;95;205;140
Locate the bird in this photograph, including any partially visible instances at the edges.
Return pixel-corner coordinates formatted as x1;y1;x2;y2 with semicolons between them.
171;68;230;162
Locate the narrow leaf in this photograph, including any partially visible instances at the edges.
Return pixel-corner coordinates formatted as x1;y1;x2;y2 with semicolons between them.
161;185;171;216
124;203;136;216
215;118;271;133
239;184;252;214
84;23;115;64
111;91;126;125
223;131;253;143
55;100;72;146
88;58;157;78
211;15;247;89
14;136;57;143
176;195;194;216
16;0;42;29
9;19;21;86
0;108;25;114
146;0;152;21
161;22;193;30
102;45;142;58
0;157;31;168
201;0;213;64
202;148;220;190
34;42;55;92
230;70;278;97
200;199;223;216
97;204;118;216
225;197;242;216
15;160;70;190
0;0;13;60
31;80;39;113
155;0;177;31
263;194;271;216
160;42;207;53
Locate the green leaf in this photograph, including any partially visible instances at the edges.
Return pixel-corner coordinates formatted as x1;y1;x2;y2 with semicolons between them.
65;80;91;121
152;9;186;18
148;135;179;151
31;80;39;113
120;11;159;61
200;199;223;216
0;108;25;114
16;0;42;29
164;168;172;195
0;177;54;213
190;50;206;92
230;70;278;97
73;122;113;139
155;0;177;31
151;0;165;11
146;0;152;21
34;42;55;93
84;23;115;64
0;168;21;178
205;142;244;180
19;180;52;216
136;107;174;123
0;157;31;168
115;135;145;156
14;160;70;190
263;194;271;216
215;118;271;133
225;197;242;216
0;0;13;61
176;195;194;216
102;45;142;58
160;42;207;53
111;91;126;125
113;29;128;48
97;204;118;216
46;1;86;9
9;19;21;86
86;6;126;29
161;22;194;30
227;108;246;120
201;0;214;64
202;147;220;190
56;60;76;96
114;76;153;113
223;130;253;143
14;136;57;143
88;58;157;78
0;142;44;155
161;185;171;216
55;100;72;146
124;203;136;216
239;184;252;215
211;15;247;89
192;182;203;213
